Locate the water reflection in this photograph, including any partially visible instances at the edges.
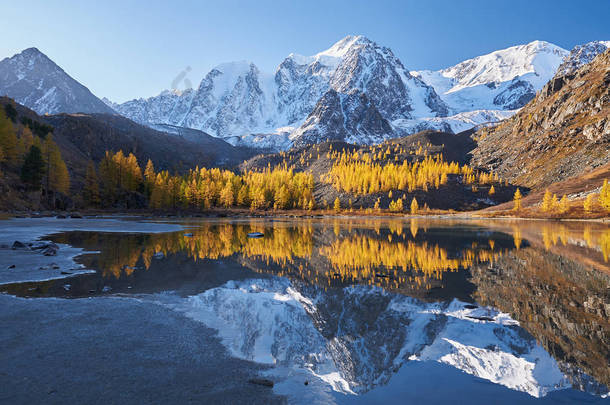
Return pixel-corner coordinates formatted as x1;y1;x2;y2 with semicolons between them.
39;220;520;297
2;218;608;401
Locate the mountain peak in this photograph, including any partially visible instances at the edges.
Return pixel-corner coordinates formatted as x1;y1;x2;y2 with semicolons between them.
20;47;44;56
0;47;115;115
318;35;372;58
556;40;610;76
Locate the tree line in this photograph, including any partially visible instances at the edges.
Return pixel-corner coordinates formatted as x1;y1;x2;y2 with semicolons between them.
83;150;315;210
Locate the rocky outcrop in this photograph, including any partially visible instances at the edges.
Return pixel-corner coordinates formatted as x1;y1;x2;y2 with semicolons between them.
470;49;610;189
556;41;610;76
290;89;394;147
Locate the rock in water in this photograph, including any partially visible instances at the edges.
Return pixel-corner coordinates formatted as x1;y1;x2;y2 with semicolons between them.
247;232;264;238
42;246;58;256
248;378;274;388
11;241;28;250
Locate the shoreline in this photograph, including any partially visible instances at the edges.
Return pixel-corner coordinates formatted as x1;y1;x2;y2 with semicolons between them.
2;209;609;223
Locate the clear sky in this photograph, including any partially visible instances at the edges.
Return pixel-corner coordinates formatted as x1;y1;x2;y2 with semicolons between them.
2;0;609;103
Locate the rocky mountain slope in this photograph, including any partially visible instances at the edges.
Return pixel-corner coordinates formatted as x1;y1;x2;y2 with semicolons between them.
470;49;610;189
0;48;114;115
241;130;517;211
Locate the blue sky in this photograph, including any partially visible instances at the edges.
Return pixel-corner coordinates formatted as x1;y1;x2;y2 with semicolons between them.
3;0;609;102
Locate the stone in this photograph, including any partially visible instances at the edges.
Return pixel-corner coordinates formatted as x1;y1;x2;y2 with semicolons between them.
248;378;274;388
42;246;58;256
11;241;28;250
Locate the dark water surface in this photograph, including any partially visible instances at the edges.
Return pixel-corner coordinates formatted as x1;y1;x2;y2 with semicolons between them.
1;217;609;403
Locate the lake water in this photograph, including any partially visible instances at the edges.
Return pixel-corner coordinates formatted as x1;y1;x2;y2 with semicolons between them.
1;217;609;403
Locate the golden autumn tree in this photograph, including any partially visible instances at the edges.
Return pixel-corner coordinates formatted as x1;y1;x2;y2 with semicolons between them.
124;153;142;192
558;195;569;214
0;109;18;166
583;194;594;214
41;134;70;195
333;197;341;212
541;189;552;212
144;159;156;194
513;188;522;211
219;182;234;208
600;180;610;211
410;197;418;214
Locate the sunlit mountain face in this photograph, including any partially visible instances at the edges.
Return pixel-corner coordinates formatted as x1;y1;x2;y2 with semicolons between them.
3;219;608;401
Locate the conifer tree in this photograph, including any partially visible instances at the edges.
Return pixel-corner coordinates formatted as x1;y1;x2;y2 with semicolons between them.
513;188;522;211
0;109;18;166
41;134;70;194
558;194;569;214
410;197;418;214
99;151;118;203
333;197;341;212
600;179;610;211
15;126;34;166
83;160;100;207
20;145;45;190
541;189;552;212
219;183;234;208
488;185;495;195
551;193;558;212
143;158;156;198
583;194;594;214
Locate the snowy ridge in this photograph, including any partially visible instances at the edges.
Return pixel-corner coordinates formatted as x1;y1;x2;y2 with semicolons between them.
556;40;610;76
111;37;578;149
413;41;569;113
112;35;448;149
8;37;606;151
150;278;600;400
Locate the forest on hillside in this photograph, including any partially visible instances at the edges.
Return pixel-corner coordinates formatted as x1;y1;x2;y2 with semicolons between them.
1;101;609;218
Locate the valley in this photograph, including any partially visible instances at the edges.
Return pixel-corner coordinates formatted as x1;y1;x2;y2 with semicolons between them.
1;3;609;403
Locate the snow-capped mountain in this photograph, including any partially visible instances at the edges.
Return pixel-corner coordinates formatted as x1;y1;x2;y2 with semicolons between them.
556;40;610;76
290;89;394;147
113;61;277;139
413;41;569;113
113;36;448;149
5;37;606;152
0;47;114;115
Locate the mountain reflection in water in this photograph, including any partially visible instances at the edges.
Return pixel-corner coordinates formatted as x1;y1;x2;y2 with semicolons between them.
3;218;609;401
